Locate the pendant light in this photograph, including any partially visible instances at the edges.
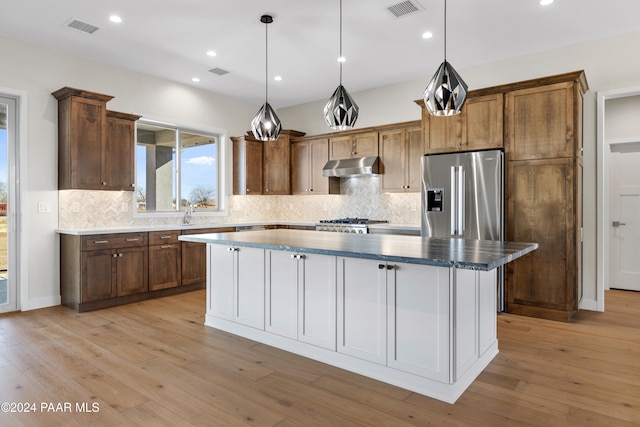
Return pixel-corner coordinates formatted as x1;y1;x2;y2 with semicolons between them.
323;0;359;130
423;0;468;116
251;14;282;141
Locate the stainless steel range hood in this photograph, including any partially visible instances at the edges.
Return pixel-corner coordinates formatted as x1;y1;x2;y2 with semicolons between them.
322;156;380;177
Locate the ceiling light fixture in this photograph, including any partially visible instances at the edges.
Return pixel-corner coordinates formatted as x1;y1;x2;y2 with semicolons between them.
323;0;359;130
540;0;554;5
250;14;282;141
206;50;217;57
109;15;122;24
423;0;468;116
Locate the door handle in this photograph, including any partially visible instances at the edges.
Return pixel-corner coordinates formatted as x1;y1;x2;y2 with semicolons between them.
612;221;627;227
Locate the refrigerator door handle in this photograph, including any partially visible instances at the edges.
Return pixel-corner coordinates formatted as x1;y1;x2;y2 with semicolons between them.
451;166;465;236
458;166;465;235
450;166;457;235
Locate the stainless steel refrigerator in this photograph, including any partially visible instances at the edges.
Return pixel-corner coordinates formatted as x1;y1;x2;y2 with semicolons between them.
421;149;505;309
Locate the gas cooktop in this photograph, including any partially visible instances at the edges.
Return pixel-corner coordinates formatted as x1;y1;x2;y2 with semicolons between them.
318;218;388;225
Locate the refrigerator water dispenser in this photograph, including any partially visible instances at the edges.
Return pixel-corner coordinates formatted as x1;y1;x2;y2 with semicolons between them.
427;188;444;212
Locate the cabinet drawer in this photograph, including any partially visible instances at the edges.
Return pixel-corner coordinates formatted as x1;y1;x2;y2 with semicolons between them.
149;230;180;245
82;233;148;250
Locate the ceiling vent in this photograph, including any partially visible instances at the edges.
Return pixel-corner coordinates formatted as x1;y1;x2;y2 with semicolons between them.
208;67;230;76
386;0;424;18
66;19;100;34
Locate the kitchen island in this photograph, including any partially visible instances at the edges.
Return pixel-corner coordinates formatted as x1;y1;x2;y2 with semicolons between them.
179;229;537;403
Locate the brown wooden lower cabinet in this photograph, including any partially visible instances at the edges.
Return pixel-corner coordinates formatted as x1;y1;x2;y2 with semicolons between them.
149;230;181;291
505;158;578;321
181;227;236;286
61;228;235;312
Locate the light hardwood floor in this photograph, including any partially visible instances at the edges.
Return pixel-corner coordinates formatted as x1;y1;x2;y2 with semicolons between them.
0;289;638;426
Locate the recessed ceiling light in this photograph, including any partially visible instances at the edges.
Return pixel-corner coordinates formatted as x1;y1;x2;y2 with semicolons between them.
109;15;122;23
274;76;282;81
540;0;554;5
192;77;200;83
422;31;433;39
338;56;346;63
207;50;217;57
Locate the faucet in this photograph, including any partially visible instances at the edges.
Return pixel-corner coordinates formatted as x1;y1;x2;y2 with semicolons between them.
184;202;194;224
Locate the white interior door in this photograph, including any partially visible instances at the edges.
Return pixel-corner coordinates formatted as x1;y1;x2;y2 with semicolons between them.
610;151;640;291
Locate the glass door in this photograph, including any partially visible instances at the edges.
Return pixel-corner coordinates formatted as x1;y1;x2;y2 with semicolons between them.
0;96;17;312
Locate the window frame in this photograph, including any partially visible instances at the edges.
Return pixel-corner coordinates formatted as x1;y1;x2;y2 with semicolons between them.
133;118;228;219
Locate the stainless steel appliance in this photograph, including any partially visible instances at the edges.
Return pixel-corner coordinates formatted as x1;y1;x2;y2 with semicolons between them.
421;149;505;309
316;218;388;234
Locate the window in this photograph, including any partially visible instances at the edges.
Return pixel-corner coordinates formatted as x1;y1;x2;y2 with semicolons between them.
135;120;222;213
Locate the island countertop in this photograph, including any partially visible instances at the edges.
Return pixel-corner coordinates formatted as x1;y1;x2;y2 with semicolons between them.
179;229;537;271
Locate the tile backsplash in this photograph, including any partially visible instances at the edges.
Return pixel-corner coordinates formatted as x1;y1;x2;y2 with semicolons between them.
58;176;421;229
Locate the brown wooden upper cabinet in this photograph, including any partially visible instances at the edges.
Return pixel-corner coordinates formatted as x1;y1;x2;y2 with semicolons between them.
421;93;504;154
379;124;423;193
262;130;305;195
505;82;578;160
232;135;263;195
329;131;379;160
291;137;330;195
53;87;140;191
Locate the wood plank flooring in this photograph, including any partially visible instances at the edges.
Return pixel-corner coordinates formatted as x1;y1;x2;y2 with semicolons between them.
0;289;638;426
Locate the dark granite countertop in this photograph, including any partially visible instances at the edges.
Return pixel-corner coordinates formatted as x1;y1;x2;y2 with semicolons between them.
179;229;537;271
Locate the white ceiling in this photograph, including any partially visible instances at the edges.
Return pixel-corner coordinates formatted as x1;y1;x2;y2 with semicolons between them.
2;0;640;108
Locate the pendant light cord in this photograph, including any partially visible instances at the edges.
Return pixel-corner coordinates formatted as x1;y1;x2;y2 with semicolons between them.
443;0;447;62
265;20;269;102
339;0;343;85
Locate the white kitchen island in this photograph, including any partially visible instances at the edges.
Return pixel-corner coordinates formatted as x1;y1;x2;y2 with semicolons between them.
179;229;537;404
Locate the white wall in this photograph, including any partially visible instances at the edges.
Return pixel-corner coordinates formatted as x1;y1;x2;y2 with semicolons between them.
0;34;258;310
6;27;640;311
280;29;640;309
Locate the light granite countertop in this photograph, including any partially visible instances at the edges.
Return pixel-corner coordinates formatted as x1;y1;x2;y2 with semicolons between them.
56;222;420;236
179;229;537;271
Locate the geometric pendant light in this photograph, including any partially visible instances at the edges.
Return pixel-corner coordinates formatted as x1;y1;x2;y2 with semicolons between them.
251;15;282;141
423;0;468;116
323;0;359;130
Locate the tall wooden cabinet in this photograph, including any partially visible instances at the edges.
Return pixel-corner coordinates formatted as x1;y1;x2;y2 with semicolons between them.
504;72;587;321
52;87;140;191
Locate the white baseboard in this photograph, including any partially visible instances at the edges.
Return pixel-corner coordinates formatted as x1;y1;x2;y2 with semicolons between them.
22;295;61;311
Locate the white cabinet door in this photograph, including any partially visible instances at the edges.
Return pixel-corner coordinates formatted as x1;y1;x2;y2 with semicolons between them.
299;253;337;350
207;244;235;321
266;250;298;338
387;262;451;383
478;269;497;356
234;246;265;330
454;269;479;381
337;257;387;364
